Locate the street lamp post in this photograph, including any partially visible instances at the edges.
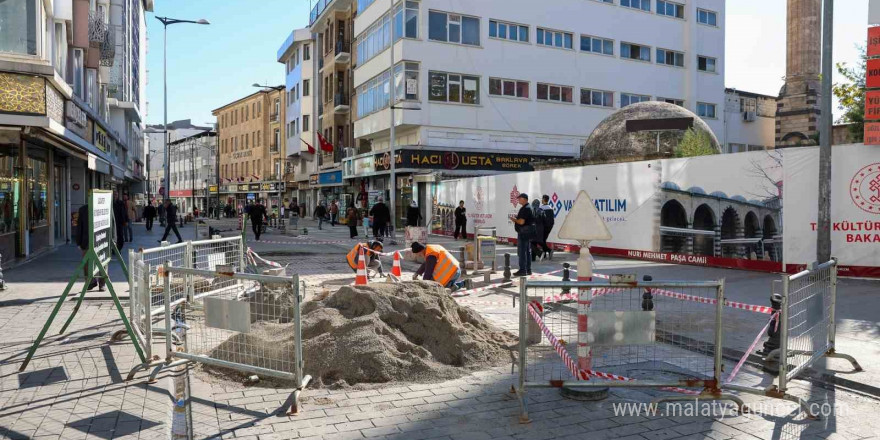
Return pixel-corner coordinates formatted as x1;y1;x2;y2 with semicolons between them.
156;16;209;206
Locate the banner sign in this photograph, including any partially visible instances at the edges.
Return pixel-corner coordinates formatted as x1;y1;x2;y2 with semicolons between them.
436;145;880;278
91;190;112;266
372;149;569;174
867;58;880;89
869;26;880;57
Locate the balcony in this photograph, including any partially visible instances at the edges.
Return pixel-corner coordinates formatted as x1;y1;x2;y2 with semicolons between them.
269;144;280;153
269;113;279;123
334;40;351;64
99;29;115;67
334;93;350;114
88;12;107;47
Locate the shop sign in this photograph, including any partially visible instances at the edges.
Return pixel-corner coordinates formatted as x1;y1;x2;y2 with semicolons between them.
237;184;249;192
209;185;219;193
318;171;342;185
309;174;319;185
248;183;261;191
261;182;284;191
94;124;108;152
352;155;376;175
222;184;237;193
247;193;256;200
232;150;253;159
373;149;569;173
64;100;87;138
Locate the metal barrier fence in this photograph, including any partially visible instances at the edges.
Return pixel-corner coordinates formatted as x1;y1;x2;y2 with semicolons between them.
515;278;744;423
124;236;245;379
162;265;310;414
770;259;861;402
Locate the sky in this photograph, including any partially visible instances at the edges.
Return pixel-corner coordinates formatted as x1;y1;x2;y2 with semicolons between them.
144;0;867;127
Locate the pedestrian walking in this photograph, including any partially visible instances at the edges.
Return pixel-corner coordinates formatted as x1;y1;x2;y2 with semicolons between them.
406;201;422;227
125;195;136;242
314;202;327;230
74;203;104;291
113;192;126;250
159;200;184;243
249;200;268;241
453;201;467;239
369;197;390;238
330;200;339;226
142;201;157;231
538;194;555;260
510;193;535;276
346;206;359;239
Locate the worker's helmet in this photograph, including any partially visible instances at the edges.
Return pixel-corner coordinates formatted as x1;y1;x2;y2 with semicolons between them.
369;240;384;252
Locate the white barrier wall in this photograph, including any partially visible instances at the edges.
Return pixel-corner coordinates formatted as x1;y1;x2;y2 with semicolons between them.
436;144;880;277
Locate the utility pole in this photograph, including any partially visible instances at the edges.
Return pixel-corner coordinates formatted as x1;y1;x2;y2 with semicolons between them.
388;8;397;242
817;0;833;262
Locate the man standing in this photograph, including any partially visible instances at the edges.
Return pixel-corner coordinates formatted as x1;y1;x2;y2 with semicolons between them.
509;193;535;276
369;197;390;238
314;202;327;230
329;200;339;227
125;195;136;242
249;199;268;241
406;201;422;227
113;192;126;250
159;200;184;243
142;201;156;231
454;201;467;240
75;203;104;291
538;195;555;260
346;206;359;239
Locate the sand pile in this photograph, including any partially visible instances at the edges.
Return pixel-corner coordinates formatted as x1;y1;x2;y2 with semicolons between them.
205;282;517;387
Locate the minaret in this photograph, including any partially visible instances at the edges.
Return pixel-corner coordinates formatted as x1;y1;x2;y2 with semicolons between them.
776;0;822;147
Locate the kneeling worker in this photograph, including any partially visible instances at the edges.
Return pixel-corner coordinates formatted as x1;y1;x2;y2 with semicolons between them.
410;242;464;291
347;240;386;278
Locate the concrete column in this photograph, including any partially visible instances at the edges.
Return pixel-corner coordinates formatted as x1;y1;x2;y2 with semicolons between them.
686;222;694;255
713;225;721;258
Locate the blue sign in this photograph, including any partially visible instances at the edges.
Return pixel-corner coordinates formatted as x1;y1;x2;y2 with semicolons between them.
247;193;256;200
318;171;342;185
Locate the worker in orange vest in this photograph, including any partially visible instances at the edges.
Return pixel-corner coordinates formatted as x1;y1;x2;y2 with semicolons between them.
409;242;464;291
346;240;385;278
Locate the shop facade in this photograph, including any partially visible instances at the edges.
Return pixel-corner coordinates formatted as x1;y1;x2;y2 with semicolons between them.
219;181;286;213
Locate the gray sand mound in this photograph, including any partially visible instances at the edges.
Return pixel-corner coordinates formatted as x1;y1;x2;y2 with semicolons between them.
205;282;517;387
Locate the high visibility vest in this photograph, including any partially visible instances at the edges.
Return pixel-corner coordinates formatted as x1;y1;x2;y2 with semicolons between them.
425;245;460;287
346;243;368;271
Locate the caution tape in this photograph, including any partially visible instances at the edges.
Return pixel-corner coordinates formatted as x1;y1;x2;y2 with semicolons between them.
725;311;778;385
648;288;773;314
256;239;351;245
245;248;284;269
526;301;699;395
542;287;626;304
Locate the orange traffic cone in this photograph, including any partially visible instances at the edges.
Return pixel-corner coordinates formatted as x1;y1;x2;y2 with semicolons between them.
355;246;369;286
391;251;402;277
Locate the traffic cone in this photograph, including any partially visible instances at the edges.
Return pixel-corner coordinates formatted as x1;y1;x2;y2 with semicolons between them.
355;246;368;286
391;251;402;277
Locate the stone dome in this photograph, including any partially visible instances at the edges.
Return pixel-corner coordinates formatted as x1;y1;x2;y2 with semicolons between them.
581;101;721;161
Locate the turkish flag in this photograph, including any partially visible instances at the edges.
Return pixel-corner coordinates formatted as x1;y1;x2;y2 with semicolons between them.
302;139;316;154
317;133;334;153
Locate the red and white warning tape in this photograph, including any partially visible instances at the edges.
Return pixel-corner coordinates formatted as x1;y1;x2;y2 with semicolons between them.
542;287;625;304
526;301;699;395
246;248;284;268
257;239;350;245
648;288;773;314
725;311;778;385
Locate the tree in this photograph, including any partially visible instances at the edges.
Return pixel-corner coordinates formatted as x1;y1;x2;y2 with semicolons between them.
832;46;866;142
674;128;717;157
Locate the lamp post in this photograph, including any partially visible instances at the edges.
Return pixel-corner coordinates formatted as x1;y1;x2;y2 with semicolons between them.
156;16;209;205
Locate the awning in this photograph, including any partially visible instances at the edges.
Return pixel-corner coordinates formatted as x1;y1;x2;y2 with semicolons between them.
88;154;110;174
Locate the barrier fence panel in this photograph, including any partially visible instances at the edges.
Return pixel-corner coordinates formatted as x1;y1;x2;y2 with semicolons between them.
777;259;861;394
162;265;310;414
515;278;744;423
128;257;151;359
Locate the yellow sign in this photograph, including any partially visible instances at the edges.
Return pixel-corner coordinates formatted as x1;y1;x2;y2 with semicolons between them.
95;125;108;152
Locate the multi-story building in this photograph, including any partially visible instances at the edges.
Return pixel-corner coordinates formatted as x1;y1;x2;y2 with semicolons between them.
328;0;726;227
277;28;317;212
212;88;286;211
722;88;776;153
0;0;150;263
144;119;212;201
167;131;217;215
309;1;355;208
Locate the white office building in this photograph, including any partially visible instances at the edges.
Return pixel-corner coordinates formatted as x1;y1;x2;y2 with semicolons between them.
277;28;317;210
340;0;725;222
722;88;776;153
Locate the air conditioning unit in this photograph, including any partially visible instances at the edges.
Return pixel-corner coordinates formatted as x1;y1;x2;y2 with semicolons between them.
344;147;356;158
743;111;756;122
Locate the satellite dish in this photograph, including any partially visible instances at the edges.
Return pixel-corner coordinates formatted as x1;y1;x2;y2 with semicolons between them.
557;190;612;242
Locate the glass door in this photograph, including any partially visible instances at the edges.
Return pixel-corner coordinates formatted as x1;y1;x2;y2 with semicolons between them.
54;165;65;243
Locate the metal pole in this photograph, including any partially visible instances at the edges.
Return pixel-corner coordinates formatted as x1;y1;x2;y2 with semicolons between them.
389;10;397;240
816;0;833;262
190;142;195;217
163;23;170;203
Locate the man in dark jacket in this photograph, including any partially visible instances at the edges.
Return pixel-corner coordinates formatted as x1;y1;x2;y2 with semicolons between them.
314;202;327;230
75;204;104;291
453;201;467;240
406;201;422;227
159;200;183;243
142;201;157;231
538;194;555;260
112;192;126;250
249;200;268;241
369;198;390;238
509;193;534;276
158;201;166;227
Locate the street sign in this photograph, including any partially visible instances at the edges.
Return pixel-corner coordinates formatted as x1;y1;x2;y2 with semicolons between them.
867;58;880;89
870;26;880;57
867;90;880;122
865;122;880;145
557;190;612;242
91;190;112;265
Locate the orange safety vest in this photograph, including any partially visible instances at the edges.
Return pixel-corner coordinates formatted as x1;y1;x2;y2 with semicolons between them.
424;245;460;287
346;243;368;271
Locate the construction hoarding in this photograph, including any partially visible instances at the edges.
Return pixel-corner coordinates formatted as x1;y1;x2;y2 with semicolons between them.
436;144;880;277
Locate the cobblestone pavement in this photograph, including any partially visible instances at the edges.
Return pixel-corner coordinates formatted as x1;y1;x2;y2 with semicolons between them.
1;220;878;439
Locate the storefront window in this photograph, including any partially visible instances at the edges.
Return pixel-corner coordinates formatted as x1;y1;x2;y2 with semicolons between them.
27;152;48;229
0;146;20;236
